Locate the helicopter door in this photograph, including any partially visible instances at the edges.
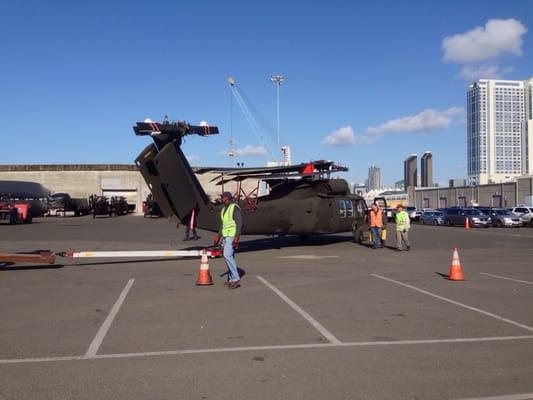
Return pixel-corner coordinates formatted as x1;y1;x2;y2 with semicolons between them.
332;199;352;232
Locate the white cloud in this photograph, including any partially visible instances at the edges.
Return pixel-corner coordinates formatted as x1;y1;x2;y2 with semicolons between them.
322;126;381;146
233;145;267;156
322;126;357;145
459;64;514;80
323;108;463;146
442;18;526;63
366;107;463;135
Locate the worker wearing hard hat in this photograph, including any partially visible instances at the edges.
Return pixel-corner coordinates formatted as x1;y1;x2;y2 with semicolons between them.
213;192;243;289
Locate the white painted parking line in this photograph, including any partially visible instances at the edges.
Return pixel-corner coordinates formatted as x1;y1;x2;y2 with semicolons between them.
1;335;533;364
85;279;135;358
421;224;532;238
371;274;533;333
278;255;339;260
256;275;342;344
454;392;533;400
0;355;86;364
458;229;533;239
481;273;533;286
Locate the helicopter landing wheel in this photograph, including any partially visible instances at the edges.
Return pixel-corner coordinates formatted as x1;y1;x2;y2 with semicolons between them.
353;226;364;244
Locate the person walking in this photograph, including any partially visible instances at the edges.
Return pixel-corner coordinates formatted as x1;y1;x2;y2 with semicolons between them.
369;203;383;249
213;192;242;289
395;204;411;251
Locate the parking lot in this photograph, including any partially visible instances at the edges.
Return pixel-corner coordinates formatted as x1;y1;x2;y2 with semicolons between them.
1;216;533;400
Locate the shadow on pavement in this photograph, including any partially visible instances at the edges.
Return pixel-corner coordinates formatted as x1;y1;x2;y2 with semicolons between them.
233;234;355;253
0;263;64;271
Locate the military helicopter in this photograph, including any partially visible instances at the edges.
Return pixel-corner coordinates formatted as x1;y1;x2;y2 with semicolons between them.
134;118;382;243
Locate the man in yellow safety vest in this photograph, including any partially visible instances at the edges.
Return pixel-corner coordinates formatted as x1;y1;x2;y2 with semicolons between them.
213;192;243;289
394;204;411;251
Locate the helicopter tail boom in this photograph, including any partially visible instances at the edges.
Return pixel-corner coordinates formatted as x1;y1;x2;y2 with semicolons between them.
135;138;212;224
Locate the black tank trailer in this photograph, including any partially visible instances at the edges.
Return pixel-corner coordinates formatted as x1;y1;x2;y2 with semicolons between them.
133;119;374;243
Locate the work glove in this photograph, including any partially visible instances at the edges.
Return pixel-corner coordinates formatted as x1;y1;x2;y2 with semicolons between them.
213;234;221;246
232;237;239;249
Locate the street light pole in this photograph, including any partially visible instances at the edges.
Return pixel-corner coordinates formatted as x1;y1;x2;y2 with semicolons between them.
270;74;284;158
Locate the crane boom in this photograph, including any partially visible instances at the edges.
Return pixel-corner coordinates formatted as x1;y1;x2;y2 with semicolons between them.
227;77;276;160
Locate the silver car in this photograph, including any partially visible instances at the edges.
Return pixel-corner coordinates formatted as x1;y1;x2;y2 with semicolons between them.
405;206;422;221
420;211;445;225
511;206;533;226
477;208;523;227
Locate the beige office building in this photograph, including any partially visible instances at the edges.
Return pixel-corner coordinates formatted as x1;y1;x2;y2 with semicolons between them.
467;78;533;185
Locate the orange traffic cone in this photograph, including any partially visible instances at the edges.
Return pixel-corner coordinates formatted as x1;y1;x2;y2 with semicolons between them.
464;218;470;230
196;250;213;286
447;247;465;281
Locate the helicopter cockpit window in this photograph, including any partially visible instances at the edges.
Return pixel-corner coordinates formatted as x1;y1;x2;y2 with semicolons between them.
354;200;363;216
338;199;346;218
346;200;353;217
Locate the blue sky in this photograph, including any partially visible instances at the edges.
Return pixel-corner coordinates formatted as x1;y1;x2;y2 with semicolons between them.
1;0;532;186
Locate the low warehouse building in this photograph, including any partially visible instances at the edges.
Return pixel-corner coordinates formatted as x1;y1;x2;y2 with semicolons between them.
0;164;251;215
409;176;533;208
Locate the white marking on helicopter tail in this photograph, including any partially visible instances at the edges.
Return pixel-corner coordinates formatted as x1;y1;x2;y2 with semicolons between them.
278;255;339;260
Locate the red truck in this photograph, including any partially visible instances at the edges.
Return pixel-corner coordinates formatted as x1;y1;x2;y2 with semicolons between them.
0;200;32;224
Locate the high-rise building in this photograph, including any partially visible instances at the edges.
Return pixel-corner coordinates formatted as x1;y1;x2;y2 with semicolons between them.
449;178;467;187
367;165;381;191
404;155;417;189
421;151;433;187
467;78;533;185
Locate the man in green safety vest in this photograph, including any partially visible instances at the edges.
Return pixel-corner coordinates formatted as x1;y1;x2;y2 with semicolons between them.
213;192;243;289
394;204;411;251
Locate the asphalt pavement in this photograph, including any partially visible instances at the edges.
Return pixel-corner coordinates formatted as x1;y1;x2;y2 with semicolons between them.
1;215;533;400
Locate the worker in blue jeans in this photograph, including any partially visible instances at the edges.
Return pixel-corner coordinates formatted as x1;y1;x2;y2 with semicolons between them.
213;192;243;289
369;203;383;249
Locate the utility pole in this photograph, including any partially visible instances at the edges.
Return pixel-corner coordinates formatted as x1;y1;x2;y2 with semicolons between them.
270;74;284;158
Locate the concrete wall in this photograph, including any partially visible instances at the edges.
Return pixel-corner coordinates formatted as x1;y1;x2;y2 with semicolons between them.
410;176;533;208
517;176;533;205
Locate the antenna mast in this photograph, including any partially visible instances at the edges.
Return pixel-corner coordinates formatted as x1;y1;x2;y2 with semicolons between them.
228;76;235;157
270;74;284;160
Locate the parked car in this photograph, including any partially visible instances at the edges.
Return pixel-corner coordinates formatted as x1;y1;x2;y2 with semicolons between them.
420;210;445;225
511;206;533;226
476;207;522;227
442;207;491;227
405;206;422;221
